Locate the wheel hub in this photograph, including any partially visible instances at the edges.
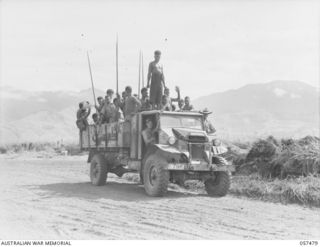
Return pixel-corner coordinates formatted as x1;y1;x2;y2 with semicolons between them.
149;166;158;186
92;162;99;178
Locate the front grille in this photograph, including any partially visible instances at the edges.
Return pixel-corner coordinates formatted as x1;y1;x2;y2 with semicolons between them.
188;135;207;143
190;144;208;161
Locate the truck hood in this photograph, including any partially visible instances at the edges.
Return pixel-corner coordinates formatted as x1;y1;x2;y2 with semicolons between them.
172;128;208;143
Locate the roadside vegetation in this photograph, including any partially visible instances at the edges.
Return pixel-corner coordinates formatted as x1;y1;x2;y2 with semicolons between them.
224;135;320;207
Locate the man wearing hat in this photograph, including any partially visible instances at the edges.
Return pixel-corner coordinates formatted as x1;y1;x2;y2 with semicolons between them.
147;50;165;110
201;108;216;134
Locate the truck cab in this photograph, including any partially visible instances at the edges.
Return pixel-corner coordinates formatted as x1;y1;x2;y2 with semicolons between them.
80;110;234;197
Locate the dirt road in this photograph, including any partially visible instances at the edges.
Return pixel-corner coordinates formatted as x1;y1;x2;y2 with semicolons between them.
0;153;319;239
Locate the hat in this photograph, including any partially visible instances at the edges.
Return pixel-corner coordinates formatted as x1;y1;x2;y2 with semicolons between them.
200;108;212;115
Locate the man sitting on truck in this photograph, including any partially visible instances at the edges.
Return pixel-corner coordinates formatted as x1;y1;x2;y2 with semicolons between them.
106;89;114;101
177;99;185;111
92;113;100;125
113;97;124;122
100;95;117;123
161;95;172;111
200;108;216;134
95;96;104;114
182;96;194;111
163;86;180;109
142;118;159;146
76;101;91;131
124;86;141;120
140;87;151;111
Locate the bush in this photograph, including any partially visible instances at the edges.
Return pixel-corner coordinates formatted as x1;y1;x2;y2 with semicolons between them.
234;135;320;178
0;147;7;154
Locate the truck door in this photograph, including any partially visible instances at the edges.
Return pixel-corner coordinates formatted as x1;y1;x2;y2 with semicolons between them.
130;114;142;159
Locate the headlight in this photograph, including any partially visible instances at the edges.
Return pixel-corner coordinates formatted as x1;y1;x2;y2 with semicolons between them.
212;139;221;146
168;136;177;145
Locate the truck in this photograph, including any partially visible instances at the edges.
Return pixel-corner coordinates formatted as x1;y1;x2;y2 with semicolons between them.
80;110;234;197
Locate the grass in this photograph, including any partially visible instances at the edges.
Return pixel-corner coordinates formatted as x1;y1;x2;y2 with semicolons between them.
122;173;320;207
230;174;320;207
0;142;81;156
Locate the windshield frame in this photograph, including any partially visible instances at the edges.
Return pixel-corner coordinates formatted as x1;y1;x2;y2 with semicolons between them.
159;113;204;130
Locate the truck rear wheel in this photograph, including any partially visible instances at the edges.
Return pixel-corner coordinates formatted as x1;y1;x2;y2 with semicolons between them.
90;154;107;186
205;171;230;197
143;154;169;197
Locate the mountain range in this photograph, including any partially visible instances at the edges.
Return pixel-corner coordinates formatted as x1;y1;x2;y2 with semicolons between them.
0;80;319;144
193;80;319;140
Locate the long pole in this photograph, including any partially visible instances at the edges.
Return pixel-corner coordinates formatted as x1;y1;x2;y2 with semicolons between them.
141;52;144;88
86;51;97;106
116;34;119;95
138;50;141;98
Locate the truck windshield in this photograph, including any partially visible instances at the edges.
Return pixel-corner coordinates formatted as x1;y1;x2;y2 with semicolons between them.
160;115;203;130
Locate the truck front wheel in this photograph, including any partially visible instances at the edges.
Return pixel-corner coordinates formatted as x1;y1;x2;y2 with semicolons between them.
90;154;107;186
205;171;230;197
143;154;169;197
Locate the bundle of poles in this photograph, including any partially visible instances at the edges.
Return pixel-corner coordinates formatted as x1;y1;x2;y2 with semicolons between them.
138;50;144;98
86;36;145;108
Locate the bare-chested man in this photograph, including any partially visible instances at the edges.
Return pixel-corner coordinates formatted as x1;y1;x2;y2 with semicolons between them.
182;96;194;111
142;118;159;146
124;86;141;120
147;50;165;110
140;87;151;111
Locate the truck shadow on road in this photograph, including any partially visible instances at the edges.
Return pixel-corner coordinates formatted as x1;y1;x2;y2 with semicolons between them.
34;181;206;202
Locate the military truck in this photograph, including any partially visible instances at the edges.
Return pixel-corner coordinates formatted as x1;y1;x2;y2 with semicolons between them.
80;110;234;197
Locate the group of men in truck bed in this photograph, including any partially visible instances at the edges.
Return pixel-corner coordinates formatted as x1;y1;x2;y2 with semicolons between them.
76;50;216;135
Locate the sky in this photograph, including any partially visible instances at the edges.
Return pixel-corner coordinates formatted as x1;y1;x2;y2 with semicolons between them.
0;0;319;99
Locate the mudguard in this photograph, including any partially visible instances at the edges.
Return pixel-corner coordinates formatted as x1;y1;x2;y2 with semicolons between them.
142;144;183;165
153;144;184;162
140;144;184;181
87;149;98;163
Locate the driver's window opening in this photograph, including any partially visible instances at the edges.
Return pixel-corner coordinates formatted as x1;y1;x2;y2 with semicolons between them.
141;114;159;153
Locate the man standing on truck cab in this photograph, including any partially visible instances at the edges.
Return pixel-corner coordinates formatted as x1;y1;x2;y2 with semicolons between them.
142;118;158;146
147;50;165;110
200;108;216;134
124;86;141;120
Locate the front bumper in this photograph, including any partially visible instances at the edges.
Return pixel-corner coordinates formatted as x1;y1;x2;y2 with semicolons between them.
167;162;235;172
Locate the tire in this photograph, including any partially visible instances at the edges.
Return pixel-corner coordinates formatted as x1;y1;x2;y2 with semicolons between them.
205;171;230;197
143;154;169;197
90;154;108;186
